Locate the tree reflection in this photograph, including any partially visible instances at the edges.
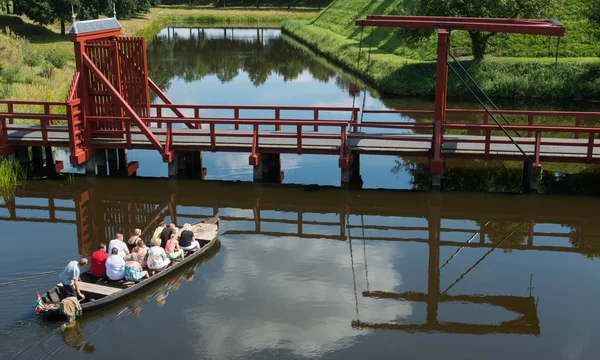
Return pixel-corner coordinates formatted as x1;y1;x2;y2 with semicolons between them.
147;28;350;93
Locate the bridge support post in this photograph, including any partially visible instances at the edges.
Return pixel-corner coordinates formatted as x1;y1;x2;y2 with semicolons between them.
341;154;363;189
430;163;444;189
253;153;282;183
85;157;96;178
107;149;118;176
168;151;205;179
15;146;30;169
96;150;108;176
43;146;62;175
117;149;127;174
31;146;44;173
523;161;542;193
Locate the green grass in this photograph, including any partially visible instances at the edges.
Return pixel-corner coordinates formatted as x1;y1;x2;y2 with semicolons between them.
0;158;26;198
0;8;316;105
0;27;73;105
308;0;599;59
283;1;600;100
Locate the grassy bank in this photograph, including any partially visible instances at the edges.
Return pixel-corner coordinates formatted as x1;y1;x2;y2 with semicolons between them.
283;21;600;99
0;7;316;104
308;0;599;59
282;0;600;99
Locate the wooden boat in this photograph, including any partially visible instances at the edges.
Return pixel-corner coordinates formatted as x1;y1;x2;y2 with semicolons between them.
38;215;219;318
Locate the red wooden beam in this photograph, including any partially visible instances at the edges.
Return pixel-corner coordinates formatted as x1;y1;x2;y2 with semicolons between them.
148;78;197;130
356;16;565;36
82;53;167;159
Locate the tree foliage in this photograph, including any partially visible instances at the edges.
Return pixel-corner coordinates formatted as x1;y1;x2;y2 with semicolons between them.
585;0;600;28
410;0;554;61
13;0;159;36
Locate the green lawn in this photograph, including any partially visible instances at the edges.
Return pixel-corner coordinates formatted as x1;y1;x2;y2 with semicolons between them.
283;0;600;99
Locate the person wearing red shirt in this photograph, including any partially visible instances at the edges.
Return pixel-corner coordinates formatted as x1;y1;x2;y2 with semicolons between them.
90;243;109;278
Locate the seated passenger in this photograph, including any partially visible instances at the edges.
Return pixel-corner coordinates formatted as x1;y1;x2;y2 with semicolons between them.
127;229;142;251
151;222;166;244
132;239;149;267
90;243;109;278
179;223;200;252
105;248;125;281
108;234;129;258
160;223;175;248
147;238;170;271
165;234;184;260
124;254;149;282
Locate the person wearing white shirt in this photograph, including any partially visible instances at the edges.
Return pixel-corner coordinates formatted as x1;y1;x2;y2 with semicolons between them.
108;233;129;258
105;248;126;280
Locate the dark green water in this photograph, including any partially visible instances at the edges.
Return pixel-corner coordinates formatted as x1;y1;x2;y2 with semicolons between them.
1;28;600;359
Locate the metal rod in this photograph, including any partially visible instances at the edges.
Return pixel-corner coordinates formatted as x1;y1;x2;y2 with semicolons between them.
447;61;533;164
448;51;522;137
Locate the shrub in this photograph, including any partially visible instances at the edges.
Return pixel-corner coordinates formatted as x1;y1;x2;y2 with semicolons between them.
23;43;44;68
0;65;22;97
45;48;68;70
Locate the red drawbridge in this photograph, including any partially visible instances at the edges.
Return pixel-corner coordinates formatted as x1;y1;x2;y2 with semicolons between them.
0;15;598;190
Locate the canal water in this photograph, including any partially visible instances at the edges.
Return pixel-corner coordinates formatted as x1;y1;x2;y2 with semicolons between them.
1;28;600;359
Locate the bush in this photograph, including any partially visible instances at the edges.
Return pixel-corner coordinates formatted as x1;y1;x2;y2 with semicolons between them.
0;65;22;97
39;63;54;80
45;48;68;69
23;43;44;68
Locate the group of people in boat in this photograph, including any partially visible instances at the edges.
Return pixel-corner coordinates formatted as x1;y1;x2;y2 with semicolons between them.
58;222;201;300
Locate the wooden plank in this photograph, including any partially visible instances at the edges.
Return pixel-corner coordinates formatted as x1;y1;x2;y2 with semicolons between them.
58;282;120;296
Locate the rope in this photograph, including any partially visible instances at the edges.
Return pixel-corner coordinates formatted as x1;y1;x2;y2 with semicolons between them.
358;26;375;131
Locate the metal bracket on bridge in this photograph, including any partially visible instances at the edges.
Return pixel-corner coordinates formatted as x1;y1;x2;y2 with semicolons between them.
126;161;139;177
249;153;261;166
338;155;353;169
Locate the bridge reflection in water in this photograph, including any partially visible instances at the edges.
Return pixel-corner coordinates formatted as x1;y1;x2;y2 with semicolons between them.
2;178;599;338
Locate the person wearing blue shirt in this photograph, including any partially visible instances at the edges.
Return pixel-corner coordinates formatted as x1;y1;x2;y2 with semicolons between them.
59;258;88;300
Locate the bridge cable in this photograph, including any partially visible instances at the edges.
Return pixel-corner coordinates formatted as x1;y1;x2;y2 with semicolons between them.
555;37;561;72
439;220;491;271
441;222;524;295
447;61;533;164
346;214;361;321
350;23;366;125
359;26;375;132
448;51;522;137
361;214;370;292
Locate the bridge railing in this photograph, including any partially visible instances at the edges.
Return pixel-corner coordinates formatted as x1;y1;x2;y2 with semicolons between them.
0;100;69;148
88;116;352;158
150;104;359;131
359;108;600;162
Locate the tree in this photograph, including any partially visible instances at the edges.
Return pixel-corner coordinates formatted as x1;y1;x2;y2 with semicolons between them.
585;0;600;28
14;0;80;36
14;0;158;36
411;0;553;61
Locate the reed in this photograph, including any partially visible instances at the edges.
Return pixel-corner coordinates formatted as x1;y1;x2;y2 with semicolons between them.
0;158;26;197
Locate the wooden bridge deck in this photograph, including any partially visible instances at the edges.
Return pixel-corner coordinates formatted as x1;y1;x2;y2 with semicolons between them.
7;124;600;161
